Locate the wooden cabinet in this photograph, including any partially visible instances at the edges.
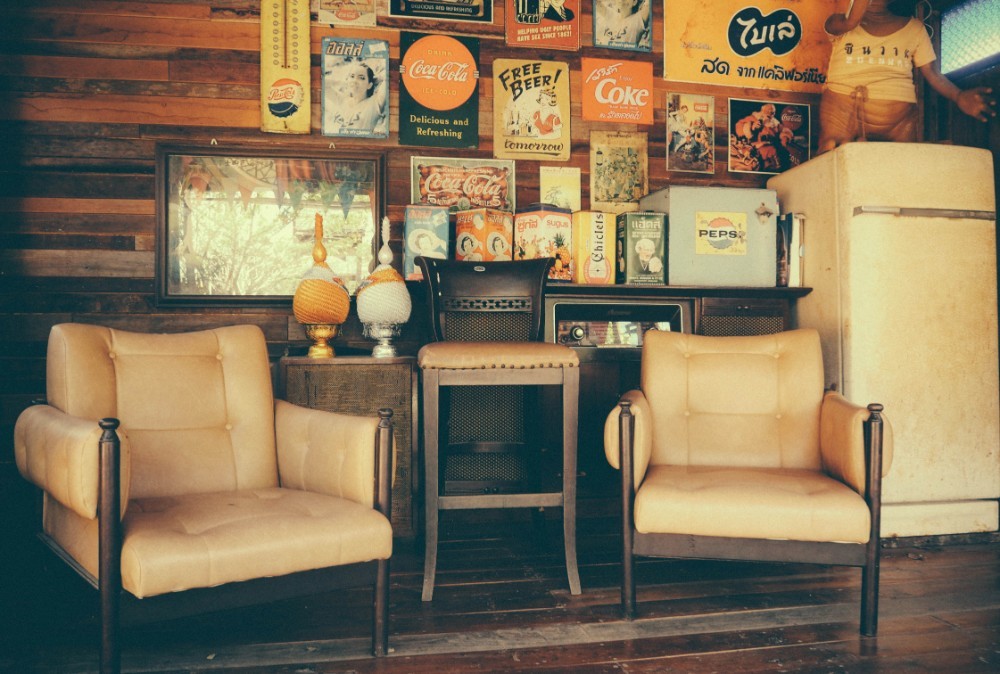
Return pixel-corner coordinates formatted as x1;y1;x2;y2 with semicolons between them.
279;356;419;539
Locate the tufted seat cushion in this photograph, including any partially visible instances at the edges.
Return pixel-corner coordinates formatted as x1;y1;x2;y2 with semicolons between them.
634;465;872;543
418;341;579;370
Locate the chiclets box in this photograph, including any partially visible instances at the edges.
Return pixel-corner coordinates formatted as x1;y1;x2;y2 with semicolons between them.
403;205;450;280
514;203;573;281
455;208;513;262
616;212;666;285
639;186;778;287
571;211;614;284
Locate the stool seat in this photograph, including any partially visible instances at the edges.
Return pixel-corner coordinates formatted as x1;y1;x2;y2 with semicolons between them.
419;342;580;370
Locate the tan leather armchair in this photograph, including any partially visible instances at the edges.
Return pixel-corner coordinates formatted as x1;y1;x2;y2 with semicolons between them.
14;323;394;673
605;328;892;635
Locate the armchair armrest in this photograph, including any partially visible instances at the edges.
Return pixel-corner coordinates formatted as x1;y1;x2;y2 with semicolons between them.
604;389;654;489
820;391;894;495
275;400;393;509
14;404;131;519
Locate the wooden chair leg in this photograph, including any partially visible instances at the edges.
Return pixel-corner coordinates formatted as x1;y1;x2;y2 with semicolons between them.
373;558;390;656
861;545;879;637
563;366;582;596
618;403;636;620
98;419;122;674
861;403;884;637
422;370;440;602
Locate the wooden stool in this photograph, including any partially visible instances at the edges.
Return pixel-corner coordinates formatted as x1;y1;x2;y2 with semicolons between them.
415;257;582;601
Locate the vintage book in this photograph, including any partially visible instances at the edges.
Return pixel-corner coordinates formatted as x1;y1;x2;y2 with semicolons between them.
313;0;376;26
615;211;666;285
666;92;715;174
593;0;652;52
776;212;804;287
539;166;581;212
493;59;572;161
404;205;451;280
399;33;479;148
571;211;614;284
590;130;647;214
581;58;653;126
455;208;514;261
639;185;779;287
321;38;389;139
410;157;516;213
505;0;581;52
514;203;573;281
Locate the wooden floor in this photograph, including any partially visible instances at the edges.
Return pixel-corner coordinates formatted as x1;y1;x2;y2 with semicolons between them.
3;507;1000;674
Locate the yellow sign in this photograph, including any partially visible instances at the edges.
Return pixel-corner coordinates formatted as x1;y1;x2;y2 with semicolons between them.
663;0;839;94
260;0;311;134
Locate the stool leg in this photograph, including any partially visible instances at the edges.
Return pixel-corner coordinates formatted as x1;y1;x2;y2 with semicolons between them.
422;369;440;602
562;366;582;596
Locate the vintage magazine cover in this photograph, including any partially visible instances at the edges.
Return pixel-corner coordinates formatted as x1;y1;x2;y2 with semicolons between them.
590;131;647;214
728;98;810;175
493;59;571;161
388;0;493;23
313;0;376;26
581;58;653;125
321;38;389;138
505;0;581;52
666;92;715;174
399;33;479;148
593;0;653;52
539;166;581;211
663;0;838;93
410;157;516;213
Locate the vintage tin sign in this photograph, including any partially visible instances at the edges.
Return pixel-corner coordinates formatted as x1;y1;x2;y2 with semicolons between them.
493;59;571;161
581;58;653;126
505;0;581;52
410;157;516;213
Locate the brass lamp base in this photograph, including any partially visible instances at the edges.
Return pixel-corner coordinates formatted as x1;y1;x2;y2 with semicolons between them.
304;323;340;358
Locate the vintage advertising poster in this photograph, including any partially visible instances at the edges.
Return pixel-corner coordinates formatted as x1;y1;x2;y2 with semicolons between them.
260;0;311;134
663;0;838;93
399;33;479;149
313;0;376;26
590;131;647;214
321;38;389;139
388;0;492;23
581;58;653;125
666;92;715;174
505;0;581;52
593;0;653;52
493;59;571;161
728;98;810;175
539;166;581;211
410;157;516;213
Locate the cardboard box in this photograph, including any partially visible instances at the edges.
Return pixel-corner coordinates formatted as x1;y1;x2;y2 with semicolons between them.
403;205;450;280
615;212;666;285
639;186;779;287
514;203;573;281
571;211;614;284
455;208;513;262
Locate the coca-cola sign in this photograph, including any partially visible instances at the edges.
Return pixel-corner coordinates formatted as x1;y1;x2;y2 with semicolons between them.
410;157;516;213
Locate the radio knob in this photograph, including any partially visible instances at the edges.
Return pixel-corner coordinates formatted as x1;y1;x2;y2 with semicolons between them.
569;325;585;341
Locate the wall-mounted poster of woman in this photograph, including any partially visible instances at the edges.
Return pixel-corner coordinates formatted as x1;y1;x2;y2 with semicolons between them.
593;0;652;52
321;38;390;139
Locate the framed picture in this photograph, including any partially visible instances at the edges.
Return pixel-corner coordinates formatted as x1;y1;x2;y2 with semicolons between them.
727;98;811;175
666;92;715;174
156;145;385;305
593;0;652;52
410;156;516;212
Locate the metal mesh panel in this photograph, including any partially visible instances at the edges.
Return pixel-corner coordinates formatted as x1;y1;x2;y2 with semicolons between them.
448;386;524;444
699;314;785;337
941;0;1000;74
443;452;528;484
444;311;533;341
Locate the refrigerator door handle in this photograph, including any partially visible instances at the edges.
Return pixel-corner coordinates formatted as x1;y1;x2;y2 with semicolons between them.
853;205;997;220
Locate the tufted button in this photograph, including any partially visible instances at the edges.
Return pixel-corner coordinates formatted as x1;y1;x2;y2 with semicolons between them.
225;423;233;430
775;414;782;419
108;352;116;359
684;410;691;417
774;353;780;359
217;353;224;360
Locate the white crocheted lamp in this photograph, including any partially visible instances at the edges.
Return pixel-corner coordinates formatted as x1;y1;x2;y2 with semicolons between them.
356;217;412;357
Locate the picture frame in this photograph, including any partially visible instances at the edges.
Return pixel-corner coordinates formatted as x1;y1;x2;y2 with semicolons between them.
155;145;385;306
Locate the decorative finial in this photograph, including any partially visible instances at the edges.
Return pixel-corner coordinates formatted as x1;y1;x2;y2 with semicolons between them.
377;216;393;266
313;213;328;266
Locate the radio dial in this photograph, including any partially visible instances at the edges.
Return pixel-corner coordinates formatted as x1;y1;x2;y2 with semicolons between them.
569;325;586;341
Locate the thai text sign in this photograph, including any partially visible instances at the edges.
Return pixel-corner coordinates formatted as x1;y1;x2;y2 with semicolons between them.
663;0;838;93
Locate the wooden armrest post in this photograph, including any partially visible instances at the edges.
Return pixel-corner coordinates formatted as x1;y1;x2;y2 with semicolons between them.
373;408;393;657
619;401;636;620
98;418;122;674
861;403;884;637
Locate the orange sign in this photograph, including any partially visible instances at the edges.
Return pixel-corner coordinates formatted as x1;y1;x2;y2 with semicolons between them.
400;34;478;111
581;58;653;126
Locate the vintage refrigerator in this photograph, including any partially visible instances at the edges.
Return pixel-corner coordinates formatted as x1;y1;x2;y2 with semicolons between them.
768;143;999;537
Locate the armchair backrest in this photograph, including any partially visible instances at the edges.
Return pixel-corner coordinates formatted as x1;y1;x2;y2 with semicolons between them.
641;329;825;470
415;257;552;342
46;323;279;499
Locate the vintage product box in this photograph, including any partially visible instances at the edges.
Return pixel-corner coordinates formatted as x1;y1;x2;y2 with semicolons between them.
514;203;573;281
639;186;779;287
615;212;666;285
571;211;614;285
455;208;513;262
403;205;451;280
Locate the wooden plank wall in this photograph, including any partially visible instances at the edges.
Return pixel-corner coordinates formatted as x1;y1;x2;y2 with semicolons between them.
0;0;817;490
